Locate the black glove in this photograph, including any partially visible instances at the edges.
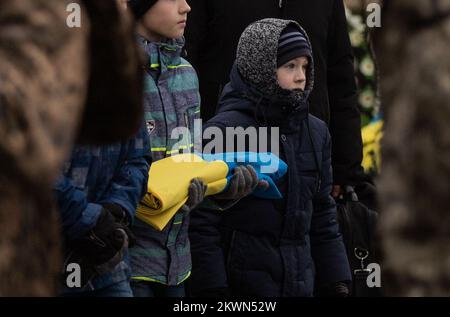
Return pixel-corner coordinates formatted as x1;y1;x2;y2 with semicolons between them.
63;208;128;288
214;165;266;200
71;208;126;266
102;203;137;247
102;203;130;225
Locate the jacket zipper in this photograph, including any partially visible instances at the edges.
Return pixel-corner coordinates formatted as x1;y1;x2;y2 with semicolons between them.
155;45;169;157
184;111;191;151
157;85;169;156
144;41;169;158
226;231;237;271
279;0;283;8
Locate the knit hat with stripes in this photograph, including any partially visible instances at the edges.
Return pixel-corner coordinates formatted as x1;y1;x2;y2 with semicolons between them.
277;24;312;68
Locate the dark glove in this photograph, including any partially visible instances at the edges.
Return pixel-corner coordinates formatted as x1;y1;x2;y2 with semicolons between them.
214;165;267;200
180;178;207;212
102;203;130;225
102;203;137;247
63;208;128;288
71;208;126;266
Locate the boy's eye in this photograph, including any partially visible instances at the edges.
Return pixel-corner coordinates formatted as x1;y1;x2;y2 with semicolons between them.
286;63;296;69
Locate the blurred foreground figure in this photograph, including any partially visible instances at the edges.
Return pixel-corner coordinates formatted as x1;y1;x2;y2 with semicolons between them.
0;0;143;295
374;0;450;296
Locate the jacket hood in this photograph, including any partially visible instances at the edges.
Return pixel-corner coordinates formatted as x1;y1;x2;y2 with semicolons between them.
236;18;315;108
217;63;308;132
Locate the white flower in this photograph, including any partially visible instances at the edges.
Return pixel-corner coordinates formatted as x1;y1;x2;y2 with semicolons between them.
360;55;375;77
359;88;375;109
350;30;364;47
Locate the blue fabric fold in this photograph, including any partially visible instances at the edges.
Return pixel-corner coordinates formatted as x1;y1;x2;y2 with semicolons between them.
201;152;288;199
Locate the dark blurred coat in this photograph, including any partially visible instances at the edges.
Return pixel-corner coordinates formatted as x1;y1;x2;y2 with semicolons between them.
0;0;143;295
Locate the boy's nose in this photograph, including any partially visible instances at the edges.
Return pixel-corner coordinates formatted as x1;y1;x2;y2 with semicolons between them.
181;0;191;14
295;70;306;83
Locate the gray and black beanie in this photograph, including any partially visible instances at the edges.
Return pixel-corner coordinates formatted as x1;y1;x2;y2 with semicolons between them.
277;24;312;67
128;0;158;19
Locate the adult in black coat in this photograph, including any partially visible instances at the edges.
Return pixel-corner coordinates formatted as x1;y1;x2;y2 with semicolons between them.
188;18;351;297
185;0;364;188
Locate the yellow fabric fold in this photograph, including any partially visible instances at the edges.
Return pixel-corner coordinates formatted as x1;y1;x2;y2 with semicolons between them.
136;153;229;231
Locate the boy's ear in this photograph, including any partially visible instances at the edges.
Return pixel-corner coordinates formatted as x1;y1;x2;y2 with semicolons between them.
76;0;144;145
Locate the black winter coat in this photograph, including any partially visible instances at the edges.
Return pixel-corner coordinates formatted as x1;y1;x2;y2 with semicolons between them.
185;0;364;185
188;64;351;297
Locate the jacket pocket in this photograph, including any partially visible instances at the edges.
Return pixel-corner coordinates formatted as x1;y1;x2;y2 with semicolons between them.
299;169;320;197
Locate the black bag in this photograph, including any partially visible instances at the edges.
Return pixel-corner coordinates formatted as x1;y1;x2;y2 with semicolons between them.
336;186;382;297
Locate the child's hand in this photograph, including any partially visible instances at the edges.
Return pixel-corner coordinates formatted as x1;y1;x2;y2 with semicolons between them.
182;178;207;212
214;165;259;200
71;209;126;266
331;185;342;198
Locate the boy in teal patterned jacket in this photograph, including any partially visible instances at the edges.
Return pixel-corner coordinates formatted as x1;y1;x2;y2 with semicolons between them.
127;0;261;297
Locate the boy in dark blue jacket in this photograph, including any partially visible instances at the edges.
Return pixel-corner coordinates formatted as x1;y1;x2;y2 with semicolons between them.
189;18;351;297
54;126;151;296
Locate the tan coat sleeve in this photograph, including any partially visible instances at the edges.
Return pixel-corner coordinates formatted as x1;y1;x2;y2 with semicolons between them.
0;0;89;187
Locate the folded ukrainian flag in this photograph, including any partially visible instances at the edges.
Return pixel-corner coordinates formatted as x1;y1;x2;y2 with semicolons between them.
136;153;229;231
136;152;287;231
